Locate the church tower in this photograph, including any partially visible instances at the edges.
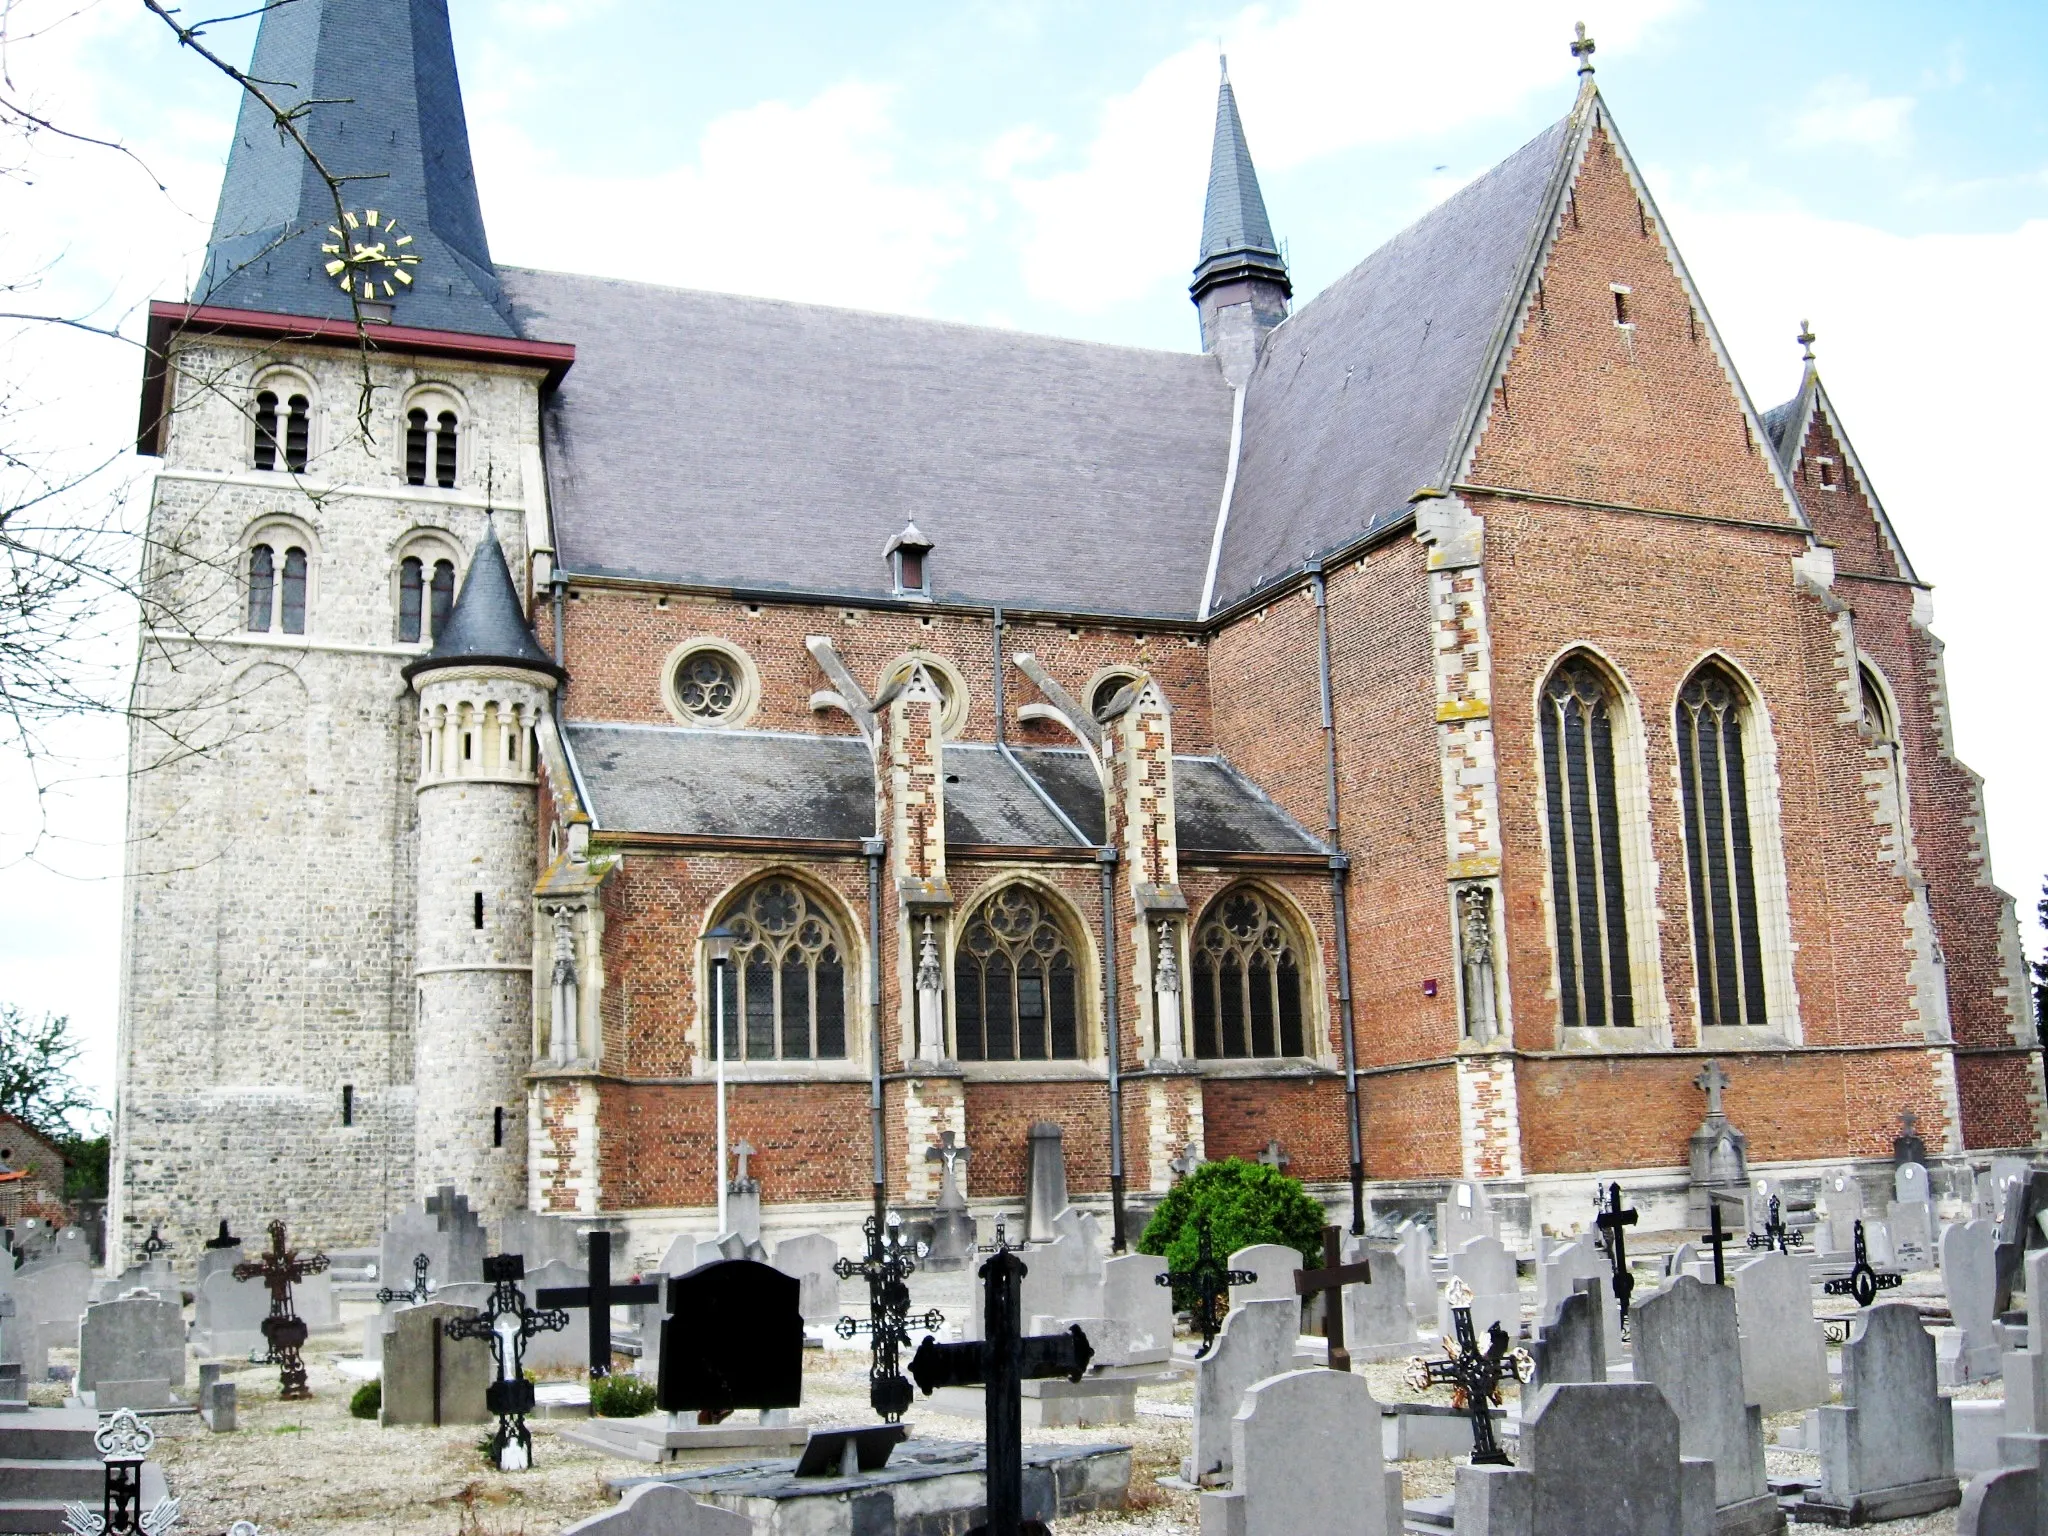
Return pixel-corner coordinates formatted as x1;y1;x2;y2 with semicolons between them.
114;0;566;1251
1191;58;1291;387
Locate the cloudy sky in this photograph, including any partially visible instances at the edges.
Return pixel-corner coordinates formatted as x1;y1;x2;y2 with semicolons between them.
1;0;2043;1108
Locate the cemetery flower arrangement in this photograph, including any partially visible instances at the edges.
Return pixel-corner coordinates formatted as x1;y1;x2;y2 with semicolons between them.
1138;1156;1326;1303
588;1371;657;1418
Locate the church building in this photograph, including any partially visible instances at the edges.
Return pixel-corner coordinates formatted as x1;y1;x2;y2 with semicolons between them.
111;0;2044;1256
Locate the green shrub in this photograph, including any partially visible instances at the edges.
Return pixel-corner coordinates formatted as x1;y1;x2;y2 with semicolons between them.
589;1371;658;1418
1138;1157;1327;1309
348;1379;381;1420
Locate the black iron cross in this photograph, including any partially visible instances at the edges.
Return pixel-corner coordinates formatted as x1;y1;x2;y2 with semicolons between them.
1293;1224;1372;1371
1701;1198;1737;1285
1822;1220;1903;1309
1747;1195;1806;1255
536;1230;660;1379
1404;1279;1531;1466
136;1226;167;1265
232;1219;329;1400
1156;1215;1257;1359
376;1253;431;1307
834;1212;943;1423
909;1233;1094;1536
203;1220;238;1251
62;1408;179;1536
1594;1182;1638;1339
444;1253;570;1470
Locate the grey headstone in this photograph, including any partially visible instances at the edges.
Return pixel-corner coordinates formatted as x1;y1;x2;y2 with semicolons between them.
769;1233;840;1327
1732;1250;1828;1414
726;1187;762;1247
1956;1432;2048;1536
380;1301;491;1426
1528;1278;1605;1392
1341;1237;1416;1355
191;1269;269;1358
2003;1250;2048;1434
380;1186;487;1291
1748;1177;1781;1237
658;1233;702;1275
1050;1207;1106;1317
1823;1169;1865;1255
437;1266;586;1373
1023;1122;1067;1243
78;1293;185;1393
1399;1222;1435;1320
1437;1179;1495;1254
556;1481;753;1536
1633;1276;1772;1526
1890;1164;1936;1270
1943;1219;2002;1384
93;1262;176;1304
1199;1367;1397;1536
1100;1253;1174;1362
195;1233;244;1288
296;1268;338;1331
1189;1296;1298;1483
1441;1234;1517;1343
202;1377;237;1432
1536;1237;1623;1362
492;1211;585;1272
1228;1244;1304;1335
1812;1302;1959;1520
7;1257;89;1380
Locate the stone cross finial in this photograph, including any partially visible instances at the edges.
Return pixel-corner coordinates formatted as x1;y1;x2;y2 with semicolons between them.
1168;1143;1202;1181
1798;320;1816;361
1693;1059;1730;1119
925;1129;968;1173
730;1139;756;1188
1258;1140;1290;1173
426;1184;471;1231
1571;22;1596;74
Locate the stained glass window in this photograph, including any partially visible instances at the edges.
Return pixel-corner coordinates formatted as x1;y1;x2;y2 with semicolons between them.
1191;888;1307;1058
1676;664;1769;1028
1539;656;1634;1028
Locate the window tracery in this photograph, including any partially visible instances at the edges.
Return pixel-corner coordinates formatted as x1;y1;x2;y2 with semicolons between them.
1676;662;1770;1029
709;879;849;1062
953;885;1082;1061
1539;655;1634;1029
1190;886;1307;1059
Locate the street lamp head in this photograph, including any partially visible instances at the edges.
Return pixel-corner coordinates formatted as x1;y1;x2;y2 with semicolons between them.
704;923;739;965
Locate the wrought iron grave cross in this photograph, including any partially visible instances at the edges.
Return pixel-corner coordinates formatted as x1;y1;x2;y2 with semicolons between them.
203;1220;238;1251
60;1409;179;1536
444;1253;570;1470
1293;1224;1372;1371
136;1226;167;1265
1404;1278;1532;1465
232;1219;329;1400
1594;1182;1639;1339
908;1232;1094;1536
1701;1198;1737;1285
1822;1220;1904;1309
834;1212;943;1422
535;1230;660;1378
376;1254;432;1307
1747;1195;1805;1255
1156;1215;1256;1358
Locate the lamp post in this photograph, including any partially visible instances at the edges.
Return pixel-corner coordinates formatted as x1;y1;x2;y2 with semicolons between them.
705;923;738;1235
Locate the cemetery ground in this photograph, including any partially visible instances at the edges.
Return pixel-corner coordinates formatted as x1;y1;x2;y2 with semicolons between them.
26;1280;1972;1535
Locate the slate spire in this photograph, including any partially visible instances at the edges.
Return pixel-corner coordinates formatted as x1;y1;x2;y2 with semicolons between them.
1191;57;1290;377
404;519;562;682
195;0;515;338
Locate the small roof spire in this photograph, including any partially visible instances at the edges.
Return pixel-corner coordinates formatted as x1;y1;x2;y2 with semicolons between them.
1191;57;1290;300
1797;319;1817;362
1571;22;1596;75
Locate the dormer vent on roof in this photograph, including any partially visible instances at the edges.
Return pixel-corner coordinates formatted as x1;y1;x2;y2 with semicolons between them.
885;522;934;600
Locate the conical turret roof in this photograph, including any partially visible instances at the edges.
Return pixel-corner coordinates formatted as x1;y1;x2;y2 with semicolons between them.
1193;60;1290;298
404;523;561;683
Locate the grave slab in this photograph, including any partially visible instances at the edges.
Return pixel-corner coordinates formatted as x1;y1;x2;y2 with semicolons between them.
191;1268;269;1358
768;1234;839;1329
1733;1250;1829;1414
1799;1301;1962;1524
1956;1431;2048;1536
379;1301;491;1427
1198;1367;1400;1536
1100;1253;1174;1364
78;1293;185;1394
1943;1219;2004;1385
1440;1235;1518;1345
1342;1236;1420;1361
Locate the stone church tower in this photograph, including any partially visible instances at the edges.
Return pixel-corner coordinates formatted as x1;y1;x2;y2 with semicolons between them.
113;0;567;1250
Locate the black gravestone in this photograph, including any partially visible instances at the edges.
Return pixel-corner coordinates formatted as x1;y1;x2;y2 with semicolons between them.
657;1258;804;1417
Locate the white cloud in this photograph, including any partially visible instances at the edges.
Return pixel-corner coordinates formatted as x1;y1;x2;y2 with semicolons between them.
1790;77;1916;151
1668;196;2048;935
1005;0;1691;313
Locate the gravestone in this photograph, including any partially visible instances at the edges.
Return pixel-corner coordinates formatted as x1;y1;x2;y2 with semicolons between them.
1527;1277;1605;1392
197;1220;243;1287
493;1210;585;1272
658;1233;704;1275
191;1269;269;1357
1188;1296;1298;1484
1437;1180;1495;1253
1993;1169;2048;1316
1893;1110;1929;1171
1023;1123;1067;1243
93;1261;176;1304
0;1293;22;1407
1748;1177;1781;1239
726;1140;762;1247
1228;1244;1303;1334
296;1267;339;1331
199;1365;236;1432
1399;1221;1436;1320
1957;1432;2048;1536
9;1257;89;1379
439;1260;590;1373
1979;1160;2031;1224
1633;1276;1778;1536
1099;1253;1174;1363
1731;1250;1828;1413
1942;1219;2003;1384
1454;1382;1716;1536
1688;1059;1750;1224
380;1184;487;1292
1799;1302;1961;1523
924;1131;975;1271
1441;1235;1518;1345
1341;1236;1418;1360
1537;1237;1623;1362
658;1259;804;1417
557;1482;754;1536
380;1301;491;1426
1198;1367;1402;1536
1890;1162;1936;1270
2003;1249;2048;1434
1823;1168;1866;1255
770;1233;840;1328
1049;1207;1106;1318
78;1293;185;1396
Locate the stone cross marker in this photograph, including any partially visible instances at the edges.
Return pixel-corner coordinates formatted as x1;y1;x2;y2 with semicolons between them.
232;1219;329;1401
1257;1141;1289;1173
1405;1278;1532;1465
1168;1143;1202;1182
534;1230;660;1379
1693;1059;1730;1116
909;1239;1094;1536
1293;1225;1372;1371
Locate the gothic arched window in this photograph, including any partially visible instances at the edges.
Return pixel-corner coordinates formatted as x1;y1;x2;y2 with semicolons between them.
1539;655;1634;1028
709;879;849;1061
953;886;1082;1061
1676;662;1770;1028
1860;664;1893;744
1191;887;1308;1058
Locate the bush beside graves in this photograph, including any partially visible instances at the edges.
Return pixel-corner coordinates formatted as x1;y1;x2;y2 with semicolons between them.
589;1371;657;1417
349;1379;381;1419
1138;1156;1327;1298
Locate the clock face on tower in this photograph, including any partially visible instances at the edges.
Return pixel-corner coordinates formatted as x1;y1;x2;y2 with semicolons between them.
321;209;422;301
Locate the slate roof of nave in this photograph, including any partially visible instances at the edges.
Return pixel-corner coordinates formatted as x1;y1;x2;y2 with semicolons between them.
563;725;1321;854
502;114;1579;622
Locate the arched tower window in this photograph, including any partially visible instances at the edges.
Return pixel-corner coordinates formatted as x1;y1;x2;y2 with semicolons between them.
1676;662;1770;1028
247;539;309;634
405;400;461;488
953;885;1083;1061
252;387;311;473
708;878;850;1062
247;544;274;631
279;546;307;635
1191;886;1308;1058
1860;665;1893;743
1539;655;1635;1029
398;553;458;643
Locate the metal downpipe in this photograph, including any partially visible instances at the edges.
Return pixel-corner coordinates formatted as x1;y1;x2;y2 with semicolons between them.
1312;564;1367;1234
